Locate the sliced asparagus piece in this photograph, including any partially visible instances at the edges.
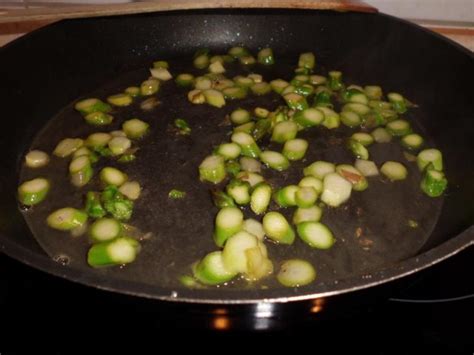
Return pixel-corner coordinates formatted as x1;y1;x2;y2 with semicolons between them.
18;178;50;206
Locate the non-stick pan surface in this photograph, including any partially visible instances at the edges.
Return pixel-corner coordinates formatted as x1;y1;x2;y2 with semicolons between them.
1;9;473;303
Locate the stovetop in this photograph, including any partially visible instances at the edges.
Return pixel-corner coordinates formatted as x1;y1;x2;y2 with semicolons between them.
1;247;473;353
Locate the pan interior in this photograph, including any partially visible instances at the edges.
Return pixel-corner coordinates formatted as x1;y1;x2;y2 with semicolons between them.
19;55;443;291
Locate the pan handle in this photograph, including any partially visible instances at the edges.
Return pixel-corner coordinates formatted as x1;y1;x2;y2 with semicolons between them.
0;0;377;25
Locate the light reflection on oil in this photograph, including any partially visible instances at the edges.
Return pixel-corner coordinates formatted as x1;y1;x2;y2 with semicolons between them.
310;298;326;313
212;315;231;330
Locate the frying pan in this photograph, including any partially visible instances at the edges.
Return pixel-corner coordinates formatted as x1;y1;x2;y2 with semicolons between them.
0;2;473;308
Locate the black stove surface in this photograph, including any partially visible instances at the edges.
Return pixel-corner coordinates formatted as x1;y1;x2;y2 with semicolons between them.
1;247;473;353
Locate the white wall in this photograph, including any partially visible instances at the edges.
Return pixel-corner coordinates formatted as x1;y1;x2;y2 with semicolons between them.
368;0;474;22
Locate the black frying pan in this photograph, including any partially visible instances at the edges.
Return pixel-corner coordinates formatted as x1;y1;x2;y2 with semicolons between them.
0;7;473;306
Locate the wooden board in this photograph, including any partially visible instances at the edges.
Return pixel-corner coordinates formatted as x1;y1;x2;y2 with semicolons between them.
0;0;377;24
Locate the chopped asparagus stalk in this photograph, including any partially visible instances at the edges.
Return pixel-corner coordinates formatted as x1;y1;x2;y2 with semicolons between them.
69;156;93;187
318;107;340;129
340;111;362;128
234;75;254;88
250;82;271;96
257;48;275;65
223;86;247;100
313;87;333;107
283;93;308;111
298;52;315;70
240;157;261;173
53;138;84;158
108;137;132;156
336;164;368;191
18;178;50;206
417;148;443;172
118;154;136;163
293;108;324;127
293;205;323;225
125;86;140;97
100;167;128;187
140;78;160;96
231;109;251;127
217;143;241;160
168;189;186;199
194;76;212;90
107;93;133;107
101;185;134;221
208;61;226;74
273;185;298;207
263;212;295;244
343;102;371;116
193;251;237;285
222;231;258;274
309;75;326;86
252;118;271;141
260;151;290;171
211;189;236;208
25;150;49;168
231;132;261;158
87;237;140;267
228;46;250;58
369;100;392;110
118;181;141;200
153;60;169;69
254;107;269;119
386;119;411;136
225;160;241;176
299;176;323;194
175;73;195;87
328;71;343;90
291;74;310;86
277;259;316;287
355;159;379;177
199;155;226;184
242;218;265;241
245;246;273;281
304;161;335;179
270;79;290;94
85;133;112;149
226;179;250;205
343;88;368;105
47;207;87;231
271;121;298;144
321;172;352;207
85;191;106;218
347;139;369;160
203;89;225;108
420;169;447;197
250;182;272;215
351;132;374;146
89;218;122;242
239;55;256;65
401;133;424;150
122;118;149;140
234;122;255;134
174;118;191;136
364;86;383;100
75;98;111;115
150;67;172;81
297;222;335;249
193;53;210;70
380;161;408;181
371;127;392;143
388;92;408;114
84;111;113;126
236;171;265;187
295;186;318;208
283;138;308;161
